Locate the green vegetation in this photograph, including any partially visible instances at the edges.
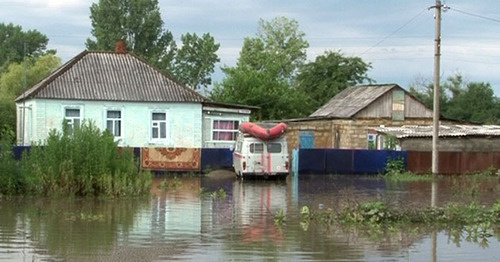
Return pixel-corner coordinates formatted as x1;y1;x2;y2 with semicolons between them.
410;73;499;124
298;201;499;242
0;121;151;196
87;0;220;90
274;209;286;225
158;176;183;191
382;156;433;182
200;187;227;199
0;22;55;73
211;16;373;120
0;138;22;195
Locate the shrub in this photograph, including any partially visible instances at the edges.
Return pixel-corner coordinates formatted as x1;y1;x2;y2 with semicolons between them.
21;121;151;196
0;138;24;195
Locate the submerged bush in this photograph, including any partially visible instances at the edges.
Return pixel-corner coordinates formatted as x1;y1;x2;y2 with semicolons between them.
20;121;151;196
0;138;23;195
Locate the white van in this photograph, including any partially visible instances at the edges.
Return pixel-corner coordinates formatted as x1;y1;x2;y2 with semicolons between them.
233;133;289;178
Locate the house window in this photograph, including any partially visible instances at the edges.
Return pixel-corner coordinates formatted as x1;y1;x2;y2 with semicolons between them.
151;112;168;140
392;90;405;121
367;134;376;149
64;107;81;134
212;120;239;141
106;110;122;137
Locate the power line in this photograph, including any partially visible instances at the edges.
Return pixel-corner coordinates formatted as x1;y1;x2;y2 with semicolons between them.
449;7;500;23
359;8;428;56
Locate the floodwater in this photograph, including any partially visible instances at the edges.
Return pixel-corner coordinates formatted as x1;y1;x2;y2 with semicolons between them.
0;172;498;261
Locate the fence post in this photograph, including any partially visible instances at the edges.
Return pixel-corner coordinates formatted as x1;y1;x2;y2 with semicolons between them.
292;148;299;176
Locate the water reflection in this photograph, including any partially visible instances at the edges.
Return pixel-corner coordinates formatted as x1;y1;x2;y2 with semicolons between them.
0;173;498;261
0;197;150;261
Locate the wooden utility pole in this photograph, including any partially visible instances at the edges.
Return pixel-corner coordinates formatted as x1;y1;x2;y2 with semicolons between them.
22;42;27;146
431;0;442;175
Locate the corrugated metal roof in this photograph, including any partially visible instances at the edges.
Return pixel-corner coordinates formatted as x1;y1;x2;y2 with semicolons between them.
375;125;500;138
16;51;207;103
309;84;398;118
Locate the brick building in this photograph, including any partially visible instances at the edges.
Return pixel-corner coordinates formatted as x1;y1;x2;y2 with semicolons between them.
284;84;452;151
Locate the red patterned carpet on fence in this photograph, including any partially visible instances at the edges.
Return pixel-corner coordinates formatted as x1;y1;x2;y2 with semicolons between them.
141;147;201;171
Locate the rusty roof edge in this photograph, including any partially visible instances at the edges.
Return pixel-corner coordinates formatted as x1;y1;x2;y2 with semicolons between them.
15;50;89;102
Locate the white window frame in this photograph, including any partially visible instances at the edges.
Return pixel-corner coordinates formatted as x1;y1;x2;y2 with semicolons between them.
150;110;169;143
63;105;83;134
211;119;240;142
104;108;123;140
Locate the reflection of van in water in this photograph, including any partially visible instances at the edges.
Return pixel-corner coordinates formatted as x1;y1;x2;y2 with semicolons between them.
233;133;289;178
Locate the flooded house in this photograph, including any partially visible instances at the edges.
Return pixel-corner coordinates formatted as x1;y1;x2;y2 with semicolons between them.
14;43;256;171
284;84;454;150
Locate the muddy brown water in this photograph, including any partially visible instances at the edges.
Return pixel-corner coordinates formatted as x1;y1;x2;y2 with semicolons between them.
0;171;498;261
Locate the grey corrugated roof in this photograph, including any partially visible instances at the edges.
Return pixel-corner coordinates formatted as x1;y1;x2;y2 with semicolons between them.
309;84;398;118
375;125;500;138
16;51;207;103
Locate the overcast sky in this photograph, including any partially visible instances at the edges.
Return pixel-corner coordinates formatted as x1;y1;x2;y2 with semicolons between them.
2;0;500;95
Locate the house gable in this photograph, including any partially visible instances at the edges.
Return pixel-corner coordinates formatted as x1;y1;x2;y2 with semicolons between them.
355;86;433;119
310;84;433;120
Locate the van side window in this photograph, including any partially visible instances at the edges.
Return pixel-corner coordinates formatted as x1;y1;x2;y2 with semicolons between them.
267;143;282;153
250;143;264;153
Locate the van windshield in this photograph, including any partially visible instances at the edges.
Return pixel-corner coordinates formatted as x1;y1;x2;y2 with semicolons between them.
250;143;264;153
267;143;282;153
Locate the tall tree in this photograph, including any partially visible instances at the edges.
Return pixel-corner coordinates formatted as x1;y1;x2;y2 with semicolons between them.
295;50;373;114
409;73;499;124
0;54;61;140
0;54;61;100
211;17;309;120
0;22;54;72
86;0;176;73
172;33;220;92
409;76;449;114
447;82;499;124
0;98;15;142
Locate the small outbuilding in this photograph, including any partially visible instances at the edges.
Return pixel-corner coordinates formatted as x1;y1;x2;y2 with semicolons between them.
285;84;451;150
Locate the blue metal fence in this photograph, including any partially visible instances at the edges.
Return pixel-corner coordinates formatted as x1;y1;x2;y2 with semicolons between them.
4;146;407;175
298;149;407;175
200;148;233;171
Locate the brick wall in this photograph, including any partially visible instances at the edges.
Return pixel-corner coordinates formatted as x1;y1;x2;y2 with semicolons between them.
285;118;442;151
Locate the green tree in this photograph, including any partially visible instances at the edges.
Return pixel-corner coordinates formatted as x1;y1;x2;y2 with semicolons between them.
0;98;15;142
172;33;220;91
0;54;61;100
295;50;373;114
0;54;61;140
211;17;309;120
409;74;499;124
0;22;54;72
447;82;499;124
409;76;450;114
86;0;177;73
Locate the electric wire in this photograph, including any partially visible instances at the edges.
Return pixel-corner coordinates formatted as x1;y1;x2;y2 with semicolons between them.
449;7;500;23
359;8;428;56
